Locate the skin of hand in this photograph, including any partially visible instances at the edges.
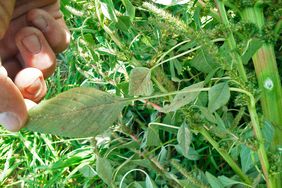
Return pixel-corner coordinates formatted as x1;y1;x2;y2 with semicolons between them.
0;0;70;131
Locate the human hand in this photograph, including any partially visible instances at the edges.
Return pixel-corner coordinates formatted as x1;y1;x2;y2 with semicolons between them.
0;0;70;131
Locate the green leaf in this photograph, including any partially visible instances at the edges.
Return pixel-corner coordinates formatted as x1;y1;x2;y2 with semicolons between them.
129;67;154;96
240;145;254;173
177;122;191;157
208;82;230;113
175;146;200;160
127;182;143;188
96;156;113;185
206;172;224;188
262;121;274;147
161;82;204;113
198;107;216;123
100;0;118;22
242;39;263;65
116;16;132;32
121;0;135;20
190;49;218;74
79;165;97;178
218;176;243;186
26;88;127;138
145;176;157;188
146;127;161;146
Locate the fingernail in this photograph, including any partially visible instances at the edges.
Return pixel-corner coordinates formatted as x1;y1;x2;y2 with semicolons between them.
26;78;42;94
33;16;48;31
0;112;21;131
22;34;42;54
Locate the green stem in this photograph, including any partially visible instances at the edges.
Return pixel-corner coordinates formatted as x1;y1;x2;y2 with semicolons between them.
214;0;248;82
127;86;268;186
242;7;282;188
197;0;221;22
198;127;252;184
150;38;225;71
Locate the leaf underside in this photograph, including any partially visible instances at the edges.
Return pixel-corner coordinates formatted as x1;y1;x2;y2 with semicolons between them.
25;88;127;138
129;67;154;96
161;82;204;113
208;82;230;113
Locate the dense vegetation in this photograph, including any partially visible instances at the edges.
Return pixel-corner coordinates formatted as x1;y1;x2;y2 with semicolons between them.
0;0;281;187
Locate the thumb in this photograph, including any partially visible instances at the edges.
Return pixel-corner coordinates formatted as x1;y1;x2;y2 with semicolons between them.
0;64;28;131
0;0;16;39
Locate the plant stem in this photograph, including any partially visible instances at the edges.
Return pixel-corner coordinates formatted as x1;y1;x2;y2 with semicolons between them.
197;127;252;184
214;0;248;82
197;0;220;22
128;86;270;186
241;7;282;187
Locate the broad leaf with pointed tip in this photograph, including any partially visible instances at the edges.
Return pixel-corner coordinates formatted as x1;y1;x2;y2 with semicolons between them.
129;67;154;96
161;82;204;113
177;122;191;156
208;82;230;113
25;88;127;138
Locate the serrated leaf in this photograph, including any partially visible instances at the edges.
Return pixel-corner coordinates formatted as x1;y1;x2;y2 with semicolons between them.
206;172;224;188
129;67;153;96
152;0;190;6
161;82;204;113
96;156;113;185
26;88;127;138
208;82;230;113
177;122;191;157
190;49;218;74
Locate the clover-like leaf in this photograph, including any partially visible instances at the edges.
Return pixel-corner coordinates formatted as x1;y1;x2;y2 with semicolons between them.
25;88;127;138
